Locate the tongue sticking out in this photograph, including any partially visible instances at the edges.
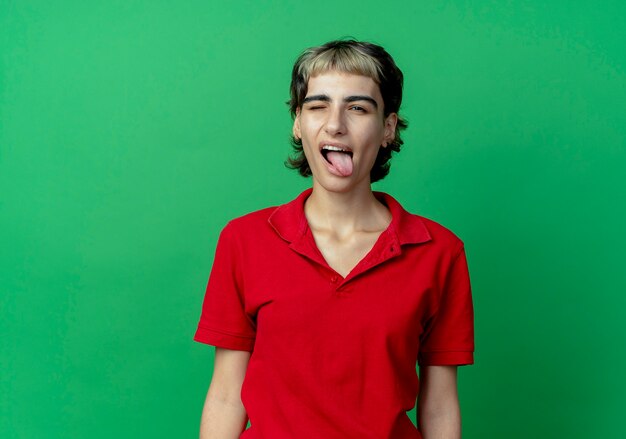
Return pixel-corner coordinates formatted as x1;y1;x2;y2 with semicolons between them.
326;151;353;177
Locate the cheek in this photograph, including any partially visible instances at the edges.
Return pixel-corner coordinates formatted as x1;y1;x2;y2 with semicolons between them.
298;118;314;140
299;135;318;162
363;125;386;148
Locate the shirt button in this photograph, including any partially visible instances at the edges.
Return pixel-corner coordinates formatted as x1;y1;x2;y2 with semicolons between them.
331;275;339;283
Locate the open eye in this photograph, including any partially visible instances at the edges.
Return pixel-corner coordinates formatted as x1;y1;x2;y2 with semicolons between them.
349;105;367;113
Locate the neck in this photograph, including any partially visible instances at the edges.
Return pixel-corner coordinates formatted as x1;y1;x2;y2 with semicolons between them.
304;182;391;236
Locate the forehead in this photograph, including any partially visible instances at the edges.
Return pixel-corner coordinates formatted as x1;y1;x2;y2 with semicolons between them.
305;71;382;101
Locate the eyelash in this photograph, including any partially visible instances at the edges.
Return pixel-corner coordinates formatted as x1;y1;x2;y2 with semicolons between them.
349;105;366;112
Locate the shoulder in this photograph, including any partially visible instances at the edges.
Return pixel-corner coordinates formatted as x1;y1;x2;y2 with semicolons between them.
220;205;278;239
226;206;277;228
417;214;465;254
382;191;464;256
220;190;310;244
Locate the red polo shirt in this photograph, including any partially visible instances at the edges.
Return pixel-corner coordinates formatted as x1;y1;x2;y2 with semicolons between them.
194;189;474;439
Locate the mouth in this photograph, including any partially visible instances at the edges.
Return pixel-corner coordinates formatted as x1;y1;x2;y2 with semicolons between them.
320;144;353;162
320;144;354;177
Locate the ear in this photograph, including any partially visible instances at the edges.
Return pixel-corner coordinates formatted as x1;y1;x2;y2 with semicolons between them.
293;107;301;140
383;113;398;148
382;113;398;148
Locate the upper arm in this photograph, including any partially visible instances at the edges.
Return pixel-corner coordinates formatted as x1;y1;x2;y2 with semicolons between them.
194;224;257;352
419;245;474;366
418;365;461;438
418;365;459;415
207;347;251;403
200;348;251;438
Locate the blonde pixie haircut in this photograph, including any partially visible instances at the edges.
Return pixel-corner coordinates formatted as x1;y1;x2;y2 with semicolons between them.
286;39;408;183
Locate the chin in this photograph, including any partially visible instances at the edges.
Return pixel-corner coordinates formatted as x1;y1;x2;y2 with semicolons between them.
312;173;371;194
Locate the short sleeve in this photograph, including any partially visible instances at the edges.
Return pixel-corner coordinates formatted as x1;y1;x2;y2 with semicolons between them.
193;223;256;351
418;245;474;366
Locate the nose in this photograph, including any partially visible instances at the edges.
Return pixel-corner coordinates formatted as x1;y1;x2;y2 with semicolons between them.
324;105;346;136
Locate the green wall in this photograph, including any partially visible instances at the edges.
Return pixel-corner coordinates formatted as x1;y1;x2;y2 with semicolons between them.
2;1;625;437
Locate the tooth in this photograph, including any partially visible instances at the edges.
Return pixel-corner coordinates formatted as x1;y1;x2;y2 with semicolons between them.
323;145;344;152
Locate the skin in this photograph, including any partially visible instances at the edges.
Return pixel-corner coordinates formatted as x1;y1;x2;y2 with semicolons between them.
293;71;397;197
293;71;398;277
200;70;461;438
199;348;250;439
418;365;462;439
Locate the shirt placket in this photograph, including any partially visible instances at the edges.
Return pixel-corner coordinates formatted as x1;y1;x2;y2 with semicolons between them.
288;226;403;295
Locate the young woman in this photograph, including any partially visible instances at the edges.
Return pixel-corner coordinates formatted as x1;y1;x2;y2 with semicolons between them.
194;40;474;439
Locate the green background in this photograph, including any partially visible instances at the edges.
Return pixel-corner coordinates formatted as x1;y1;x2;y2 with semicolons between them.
2;1;625;437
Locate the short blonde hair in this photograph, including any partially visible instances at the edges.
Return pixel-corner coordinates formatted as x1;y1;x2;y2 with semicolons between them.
295;43;383;86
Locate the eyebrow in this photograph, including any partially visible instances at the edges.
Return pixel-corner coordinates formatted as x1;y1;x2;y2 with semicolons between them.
303;94;378;109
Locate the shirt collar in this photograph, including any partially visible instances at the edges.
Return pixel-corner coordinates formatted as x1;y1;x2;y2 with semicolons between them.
268;188;432;246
